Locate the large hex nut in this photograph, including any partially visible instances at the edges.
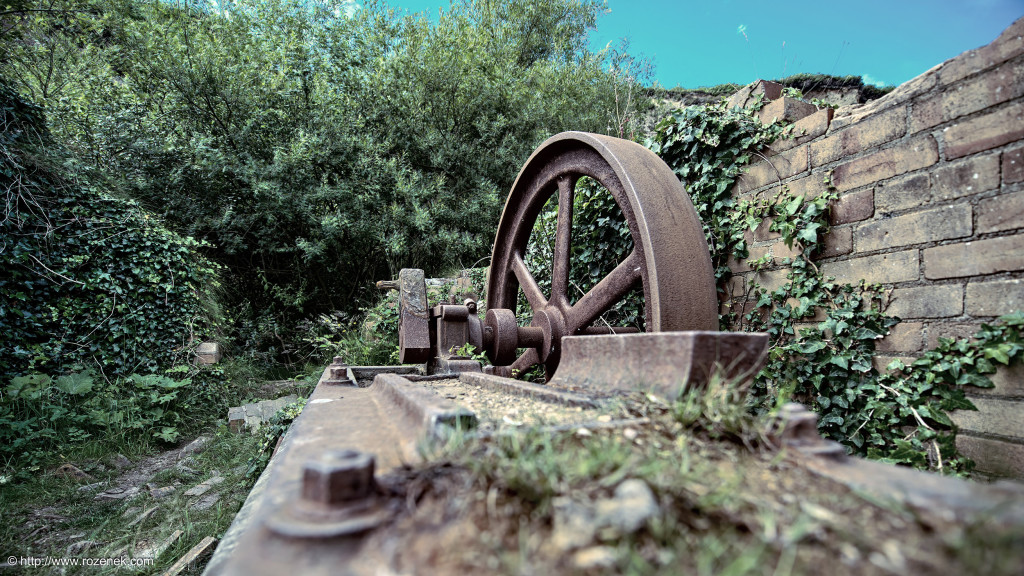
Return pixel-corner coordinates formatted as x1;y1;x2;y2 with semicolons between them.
301;450;375;505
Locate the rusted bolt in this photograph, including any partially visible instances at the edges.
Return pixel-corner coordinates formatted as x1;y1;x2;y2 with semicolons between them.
329;366;347;380
301;450;375;506
463;298;477;314
332;356;346;366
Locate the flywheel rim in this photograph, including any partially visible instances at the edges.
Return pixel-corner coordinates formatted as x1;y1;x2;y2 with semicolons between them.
486;131;718;377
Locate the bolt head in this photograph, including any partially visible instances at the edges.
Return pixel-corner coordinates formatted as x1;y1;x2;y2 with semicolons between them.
302;450;375;505
332;356;346;366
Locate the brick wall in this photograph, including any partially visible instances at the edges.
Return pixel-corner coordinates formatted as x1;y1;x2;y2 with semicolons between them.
723;18;1024;479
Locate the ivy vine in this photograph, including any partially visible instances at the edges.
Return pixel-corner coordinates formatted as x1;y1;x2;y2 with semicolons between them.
648;95;1024;474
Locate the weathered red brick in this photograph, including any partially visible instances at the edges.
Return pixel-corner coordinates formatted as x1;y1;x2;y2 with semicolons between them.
956;435;1024;479
874;173;930;213
940;17;1024;85
977;189;1024;233
931;153;1001;201
942;59;1024;121
924;235;1024;279
818;226;853;259
735;145;809;193
887;284;964;318
857;204;972;252
751;217;781;242
909;93;943;134
1004;145;1024;184
944;101;1024;159
970;363;1024;397
832;136;939;191
752;267;790;292
876;321;924;352
786;174;828;199
820;250;919;285
810;106;906;167
829;189;874;225
965;278;1024;316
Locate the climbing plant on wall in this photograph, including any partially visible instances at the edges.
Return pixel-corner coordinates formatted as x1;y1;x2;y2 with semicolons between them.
647;97;1024;474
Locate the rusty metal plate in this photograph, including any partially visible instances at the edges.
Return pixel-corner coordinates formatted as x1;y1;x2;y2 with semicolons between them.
549;331;769;400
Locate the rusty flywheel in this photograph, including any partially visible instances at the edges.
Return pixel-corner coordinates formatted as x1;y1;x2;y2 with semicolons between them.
394;132;718;379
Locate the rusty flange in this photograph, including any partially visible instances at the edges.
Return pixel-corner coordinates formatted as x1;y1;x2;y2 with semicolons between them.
485;132;718;378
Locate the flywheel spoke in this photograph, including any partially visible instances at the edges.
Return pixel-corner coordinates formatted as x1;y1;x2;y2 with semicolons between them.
565;250;642;333
550;174;576;305
509;347;539;373
512;252;547;311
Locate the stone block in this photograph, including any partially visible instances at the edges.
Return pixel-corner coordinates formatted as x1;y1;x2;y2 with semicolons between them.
727;80;783;109
876;322;925;353
818;226;853;259
758;97;818;126
887;284;964;319
944;101;1024;159
197;342;222;365
988;363;1024;397
786;173;829;199
771;108;834;153
872;355;916;374
942;59;1024;122
951;397;1024;438
832;135;939;191
735;145;808;193
978;189;1024;233
856;204;972;252
931;153;1000;201
925;235;1024;279
955;435;1024;479
940;17;1024;85
752;267;790;293
926;322;981;349
965;278;1024;316
830;189;874;225
874;173;930;213
910;94;944;134
1004;144;1024;184
821;250;919;285
751;217;782;242
810;106;906;167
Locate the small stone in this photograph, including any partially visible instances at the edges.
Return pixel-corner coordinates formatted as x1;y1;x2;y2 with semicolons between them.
66;540;100;555
575;427;593;437
184;476;225;498
180;436;210;457
95;486;141;501
594;479;660;536
149;485;176;499
572;546;617;570
191;492;222;511
551;498;597;551
127;506;159;527
597;415;612;423
622;428;638;440
111;454;131;469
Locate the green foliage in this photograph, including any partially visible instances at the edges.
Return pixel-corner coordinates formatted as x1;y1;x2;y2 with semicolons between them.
0;365;231;475
247;397;307;477
647;98;786;307
1;76;220;379
3;0;640;364
648;94;1024;472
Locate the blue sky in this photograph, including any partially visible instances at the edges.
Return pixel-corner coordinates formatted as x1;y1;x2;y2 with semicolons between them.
385;0;1024;88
